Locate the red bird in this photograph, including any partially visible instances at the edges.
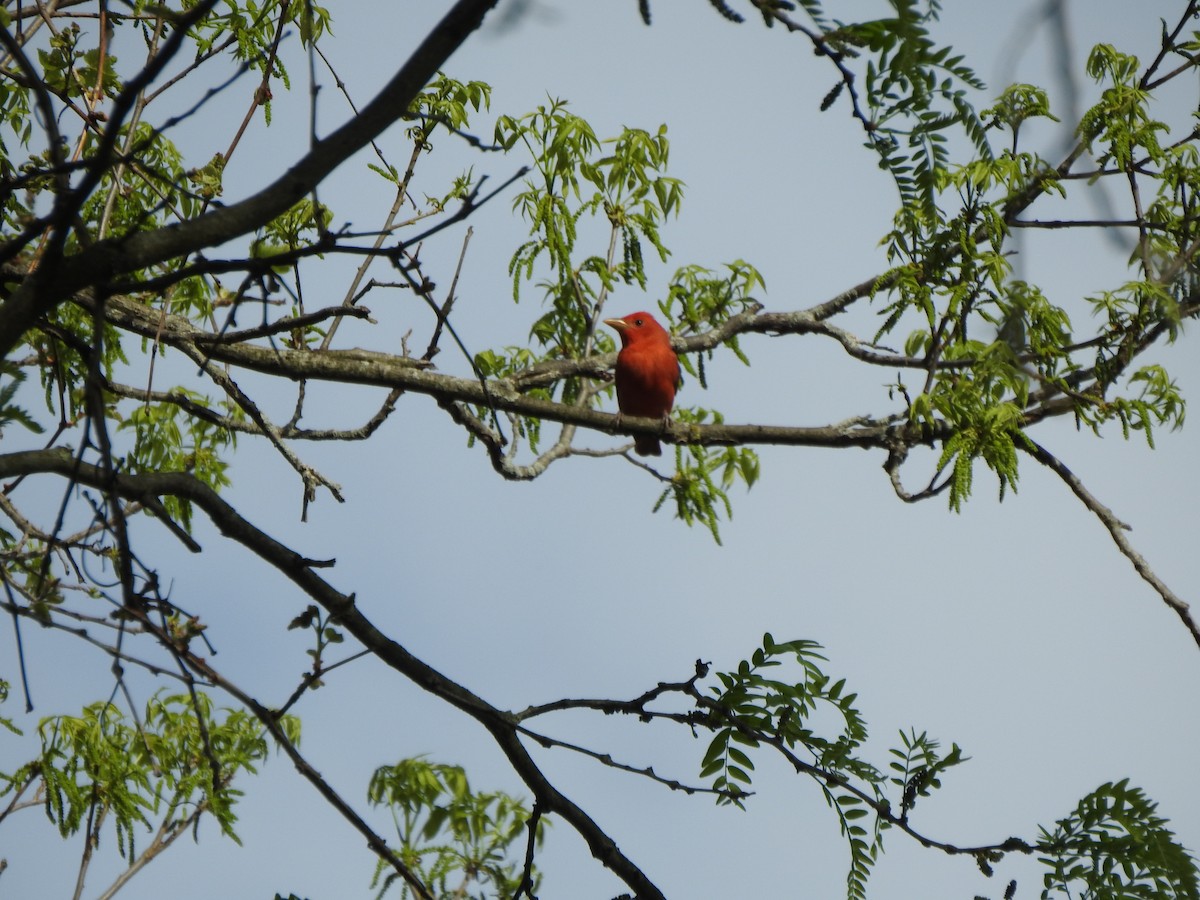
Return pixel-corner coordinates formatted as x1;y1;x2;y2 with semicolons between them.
604;311;680;456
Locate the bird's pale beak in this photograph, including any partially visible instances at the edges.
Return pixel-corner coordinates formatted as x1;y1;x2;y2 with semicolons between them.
603;317;627;331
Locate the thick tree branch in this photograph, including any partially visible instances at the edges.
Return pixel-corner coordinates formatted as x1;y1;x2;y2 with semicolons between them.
0;448;668;899
0;0;501;358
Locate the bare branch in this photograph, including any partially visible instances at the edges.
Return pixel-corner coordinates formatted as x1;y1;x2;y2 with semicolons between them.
516;722;737;799
1021;438;1199;648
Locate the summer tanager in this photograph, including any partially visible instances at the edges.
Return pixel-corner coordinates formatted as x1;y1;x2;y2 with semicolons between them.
603;311;680;456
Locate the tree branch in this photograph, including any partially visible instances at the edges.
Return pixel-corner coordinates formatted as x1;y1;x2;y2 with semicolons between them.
0;448;669;899
1020;438;1199;648
76;289;929;451
0;0;502;358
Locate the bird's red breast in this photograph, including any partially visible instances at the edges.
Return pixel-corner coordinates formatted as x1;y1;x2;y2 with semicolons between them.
603;311;680;456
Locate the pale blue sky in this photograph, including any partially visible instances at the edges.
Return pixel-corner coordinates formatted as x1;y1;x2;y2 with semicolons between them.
2;2;1197;898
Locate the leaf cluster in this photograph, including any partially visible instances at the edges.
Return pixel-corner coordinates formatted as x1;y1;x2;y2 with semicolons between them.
1039;780;1199;900
497;98;680;360
701;634;872;806
287;602;345;686
0;361;44;437
697;634;973;900
864;20;1198;509
367;757;542;900
834;0;990;229
0;692;297;861
886;727;965;822
116;391;237;530
37;23;122;102
656;406;759;543
664;260;764;378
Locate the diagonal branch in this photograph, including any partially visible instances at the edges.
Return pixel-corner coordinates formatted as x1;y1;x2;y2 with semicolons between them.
1020;438;1199;648
515;721;736;799
0;448;669;900
0;0;502;358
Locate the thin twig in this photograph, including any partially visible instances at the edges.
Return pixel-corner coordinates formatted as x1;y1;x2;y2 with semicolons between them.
1021;438;1199;648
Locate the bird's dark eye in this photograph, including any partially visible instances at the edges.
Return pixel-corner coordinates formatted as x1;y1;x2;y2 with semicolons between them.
634;318;644;326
